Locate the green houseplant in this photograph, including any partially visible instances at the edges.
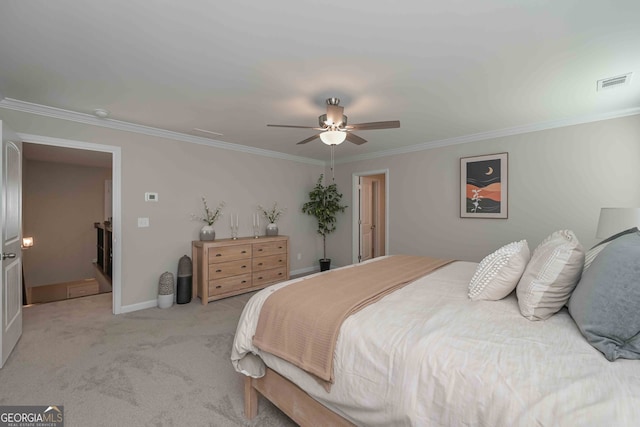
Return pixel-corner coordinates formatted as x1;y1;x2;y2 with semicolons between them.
302;174;347;271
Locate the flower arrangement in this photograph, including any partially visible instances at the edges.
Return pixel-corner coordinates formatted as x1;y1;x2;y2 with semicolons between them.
192;197;225;226
258;202;286;223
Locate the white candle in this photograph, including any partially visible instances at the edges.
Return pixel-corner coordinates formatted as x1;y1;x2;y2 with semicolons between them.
257;214;260;227
253;213;256;227
230;213;233;227
235;213;239;227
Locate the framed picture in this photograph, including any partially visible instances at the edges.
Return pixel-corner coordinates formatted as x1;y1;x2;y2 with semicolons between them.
460;152;508;218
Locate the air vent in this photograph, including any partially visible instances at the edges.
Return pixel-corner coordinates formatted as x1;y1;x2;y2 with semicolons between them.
597;73;632;91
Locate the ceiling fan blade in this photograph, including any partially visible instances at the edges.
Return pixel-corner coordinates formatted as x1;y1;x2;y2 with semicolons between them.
326;105;344;126
267;124;318;129
296;134;321;145
346;132;367;145
346;120;400;130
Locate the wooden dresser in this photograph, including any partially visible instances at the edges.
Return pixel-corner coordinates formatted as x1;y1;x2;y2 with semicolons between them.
192;235;290;305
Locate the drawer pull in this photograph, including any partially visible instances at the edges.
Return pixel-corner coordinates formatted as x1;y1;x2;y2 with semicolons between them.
258;277;263;280
215;285;222;289
241;250;247;254
216;269;222;273
278;272;283;276
241;265;247;269
258;262;263;266
215;254;222;257
241;280;247;284
258;248;263;252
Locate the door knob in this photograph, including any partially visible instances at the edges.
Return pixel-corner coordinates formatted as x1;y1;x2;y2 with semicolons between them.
1;253;16;260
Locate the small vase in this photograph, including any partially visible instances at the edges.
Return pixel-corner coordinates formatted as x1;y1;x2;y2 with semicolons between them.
200;225;216;241
266;223;278;236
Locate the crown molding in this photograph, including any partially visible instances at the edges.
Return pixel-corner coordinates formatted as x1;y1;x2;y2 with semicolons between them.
2;97;638;167
0;98;324;166
337;106;640;164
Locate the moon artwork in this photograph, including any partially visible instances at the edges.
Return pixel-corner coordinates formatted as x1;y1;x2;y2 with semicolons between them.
465;158;502;214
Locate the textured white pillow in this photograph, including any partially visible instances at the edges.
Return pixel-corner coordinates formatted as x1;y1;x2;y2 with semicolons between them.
468;240;530;301
516;230;584;321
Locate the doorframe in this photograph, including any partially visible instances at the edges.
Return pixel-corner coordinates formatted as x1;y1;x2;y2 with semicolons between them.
18;133;123;315
351;169;389;264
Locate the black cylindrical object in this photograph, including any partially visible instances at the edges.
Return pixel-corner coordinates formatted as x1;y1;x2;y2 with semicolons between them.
176;255;193;304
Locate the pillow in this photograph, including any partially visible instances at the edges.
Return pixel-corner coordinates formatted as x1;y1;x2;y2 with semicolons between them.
568;232;640;361
583;227;638;271
516;230;584;320
468;240;530;301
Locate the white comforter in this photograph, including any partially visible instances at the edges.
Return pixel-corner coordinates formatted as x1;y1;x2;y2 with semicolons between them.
231;260;640;426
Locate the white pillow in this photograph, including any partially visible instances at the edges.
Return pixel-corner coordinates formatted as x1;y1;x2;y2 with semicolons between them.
468;240;530;301
516;230;584;321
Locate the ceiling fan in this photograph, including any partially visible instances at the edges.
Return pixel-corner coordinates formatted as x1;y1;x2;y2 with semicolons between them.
267;97;400;146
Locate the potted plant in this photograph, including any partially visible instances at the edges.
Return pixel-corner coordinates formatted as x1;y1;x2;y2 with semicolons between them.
192;197;224;241
302;174;347;271
258;202;286;236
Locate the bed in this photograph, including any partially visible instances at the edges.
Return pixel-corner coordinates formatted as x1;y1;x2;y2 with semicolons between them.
231;231;640;426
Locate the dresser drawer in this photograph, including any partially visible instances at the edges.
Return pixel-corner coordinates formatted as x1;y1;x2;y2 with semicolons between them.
253;253;287;272
209;259;252;279
208;273;252;296
208;244;252;263
253;241;287;256
253;267;287;288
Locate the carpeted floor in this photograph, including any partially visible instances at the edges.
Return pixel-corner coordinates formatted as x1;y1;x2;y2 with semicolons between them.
0;293;296;427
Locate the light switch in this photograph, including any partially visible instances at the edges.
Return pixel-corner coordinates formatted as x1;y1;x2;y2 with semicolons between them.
138;217;150;227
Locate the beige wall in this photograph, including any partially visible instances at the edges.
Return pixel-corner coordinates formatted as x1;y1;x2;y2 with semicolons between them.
0;110;324;309
22;160;111;287
328;115;640;266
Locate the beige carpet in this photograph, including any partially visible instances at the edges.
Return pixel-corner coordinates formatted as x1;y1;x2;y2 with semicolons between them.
0;293;296;427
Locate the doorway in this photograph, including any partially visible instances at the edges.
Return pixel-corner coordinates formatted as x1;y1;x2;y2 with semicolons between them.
352;170;389;264
18;133;122;314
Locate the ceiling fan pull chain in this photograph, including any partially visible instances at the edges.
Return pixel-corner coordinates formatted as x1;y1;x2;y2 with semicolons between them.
331;144;335;181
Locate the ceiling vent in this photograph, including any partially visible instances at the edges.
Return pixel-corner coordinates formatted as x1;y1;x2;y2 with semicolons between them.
597;73;632;91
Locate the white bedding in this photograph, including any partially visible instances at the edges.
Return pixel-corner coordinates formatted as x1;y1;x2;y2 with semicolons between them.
231;259;640;426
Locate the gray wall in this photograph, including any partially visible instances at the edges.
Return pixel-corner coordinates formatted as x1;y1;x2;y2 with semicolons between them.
328;115;640;265
22;159;111;287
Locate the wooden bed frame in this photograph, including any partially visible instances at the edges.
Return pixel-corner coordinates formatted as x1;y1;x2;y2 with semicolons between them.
244;368;355;426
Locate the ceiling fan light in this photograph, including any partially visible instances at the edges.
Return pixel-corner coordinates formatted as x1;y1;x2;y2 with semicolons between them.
320;130;347;146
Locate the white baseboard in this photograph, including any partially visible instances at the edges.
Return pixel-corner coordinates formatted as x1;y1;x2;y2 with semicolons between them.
290;266;319;277
119;266;329;314
120;299;157;313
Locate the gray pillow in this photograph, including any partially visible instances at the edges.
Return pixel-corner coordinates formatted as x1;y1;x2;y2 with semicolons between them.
568;232;640;361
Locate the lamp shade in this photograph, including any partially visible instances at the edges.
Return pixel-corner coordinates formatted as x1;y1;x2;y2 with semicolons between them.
596;208;640;239
319;130;347;146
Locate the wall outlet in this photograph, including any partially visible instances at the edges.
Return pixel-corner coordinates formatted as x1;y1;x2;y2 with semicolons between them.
297;253;302;260
138;217;150;227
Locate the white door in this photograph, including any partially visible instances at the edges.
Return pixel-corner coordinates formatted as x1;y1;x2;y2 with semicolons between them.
359;177;374;262
1;121;23;368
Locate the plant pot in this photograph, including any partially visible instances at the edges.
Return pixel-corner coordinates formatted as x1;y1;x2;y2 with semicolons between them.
266;223;278;236
200;225;215;241
319;259;331;272
158;293;174;309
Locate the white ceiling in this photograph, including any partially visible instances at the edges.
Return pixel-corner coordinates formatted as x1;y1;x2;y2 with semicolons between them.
1;1;639;162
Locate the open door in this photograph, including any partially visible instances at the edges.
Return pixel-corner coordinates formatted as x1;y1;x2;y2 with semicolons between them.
1;121;23;368
359;177;374;262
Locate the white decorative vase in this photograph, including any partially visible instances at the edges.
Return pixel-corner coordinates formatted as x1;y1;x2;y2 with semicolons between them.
158;271;174;309
266;223;278;236
158;293;174;309
200;225;215;241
